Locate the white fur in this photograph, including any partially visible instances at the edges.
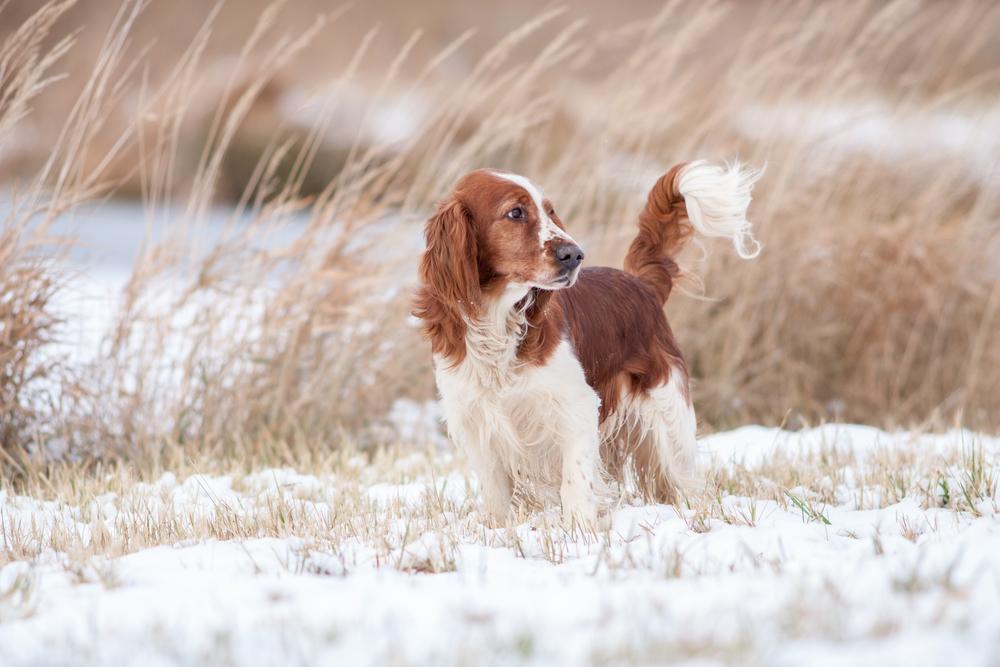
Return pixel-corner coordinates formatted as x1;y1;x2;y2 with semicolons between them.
434;286;601;528
492;171;574;247
601;370;698;497
677;160;762;259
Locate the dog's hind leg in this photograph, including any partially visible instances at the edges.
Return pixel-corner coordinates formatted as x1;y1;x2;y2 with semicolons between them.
627;369;699;504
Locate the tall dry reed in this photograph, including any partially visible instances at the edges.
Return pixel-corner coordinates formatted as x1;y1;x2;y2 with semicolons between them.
0;1;77;465
0;0;997;478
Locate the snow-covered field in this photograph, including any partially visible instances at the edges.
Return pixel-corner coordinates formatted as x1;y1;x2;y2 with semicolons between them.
7;185;1000;666
2;424;999;666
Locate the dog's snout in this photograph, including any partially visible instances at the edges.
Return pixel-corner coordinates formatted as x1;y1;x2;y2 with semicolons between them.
555;243;584;271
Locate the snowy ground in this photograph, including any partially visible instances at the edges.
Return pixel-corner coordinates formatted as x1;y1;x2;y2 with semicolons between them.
2;424;999;666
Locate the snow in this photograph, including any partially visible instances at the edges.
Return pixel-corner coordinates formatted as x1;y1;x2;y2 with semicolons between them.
385;398;449;450
596;101;1000;196
703;422;1000;468
279;81;430;149
2;425;999;666
737;102;1000;181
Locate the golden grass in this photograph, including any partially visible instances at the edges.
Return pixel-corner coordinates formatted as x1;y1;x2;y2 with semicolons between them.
0;0;998;480
0;0;77;457
1;428;996;567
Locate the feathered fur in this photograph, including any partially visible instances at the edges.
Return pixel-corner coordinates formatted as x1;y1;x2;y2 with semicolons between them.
414;162;761;526
625;161;761;304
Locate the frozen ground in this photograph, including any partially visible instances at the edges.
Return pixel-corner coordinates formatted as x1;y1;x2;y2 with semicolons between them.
2;424;999;666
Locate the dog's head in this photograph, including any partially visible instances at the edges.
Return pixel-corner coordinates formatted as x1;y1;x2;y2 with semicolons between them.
419;170;584;310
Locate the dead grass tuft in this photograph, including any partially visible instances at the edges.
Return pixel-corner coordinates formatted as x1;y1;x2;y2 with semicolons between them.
0;1;77;465
0;1;997;479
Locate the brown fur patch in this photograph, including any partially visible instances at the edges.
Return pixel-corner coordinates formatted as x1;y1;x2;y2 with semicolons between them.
556;267;688;422
412;199;480;365
413;170;575;367
623;163;689;305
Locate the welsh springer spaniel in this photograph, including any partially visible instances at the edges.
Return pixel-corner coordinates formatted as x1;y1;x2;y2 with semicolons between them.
414;161;760;528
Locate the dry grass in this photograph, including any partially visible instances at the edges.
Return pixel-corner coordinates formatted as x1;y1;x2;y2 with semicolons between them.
0;228;62;456
2;427;997;566
0;1;77;460
0;0;998;482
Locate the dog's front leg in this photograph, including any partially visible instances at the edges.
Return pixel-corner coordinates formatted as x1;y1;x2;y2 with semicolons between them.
436;372;514;524
468;447;513;524
557;390;602;532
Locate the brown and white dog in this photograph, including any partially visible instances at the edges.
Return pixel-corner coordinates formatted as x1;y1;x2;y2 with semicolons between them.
414;161;760;528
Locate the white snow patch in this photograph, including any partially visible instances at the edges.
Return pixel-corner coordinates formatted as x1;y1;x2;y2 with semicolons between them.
1;425;998;666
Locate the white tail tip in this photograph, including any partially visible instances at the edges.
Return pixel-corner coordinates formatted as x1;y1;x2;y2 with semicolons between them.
677;160;762;259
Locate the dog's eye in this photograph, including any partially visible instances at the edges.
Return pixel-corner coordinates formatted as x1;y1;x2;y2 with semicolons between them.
506;207;525;220
546;206;555;217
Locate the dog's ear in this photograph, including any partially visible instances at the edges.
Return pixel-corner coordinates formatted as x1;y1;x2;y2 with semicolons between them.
419;197;480;312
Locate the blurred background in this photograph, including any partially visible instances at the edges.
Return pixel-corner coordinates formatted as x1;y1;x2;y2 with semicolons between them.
1;0;998;469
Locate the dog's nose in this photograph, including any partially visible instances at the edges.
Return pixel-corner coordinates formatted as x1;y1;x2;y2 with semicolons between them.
555;243;584;271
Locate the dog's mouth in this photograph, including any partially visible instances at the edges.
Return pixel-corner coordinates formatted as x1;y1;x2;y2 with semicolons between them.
541;270;579;290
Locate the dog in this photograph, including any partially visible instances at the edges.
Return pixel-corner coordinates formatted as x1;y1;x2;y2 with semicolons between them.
413;161;760;528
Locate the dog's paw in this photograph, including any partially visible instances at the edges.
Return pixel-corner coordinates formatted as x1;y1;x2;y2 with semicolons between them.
560;488;599;534
479;504;511;529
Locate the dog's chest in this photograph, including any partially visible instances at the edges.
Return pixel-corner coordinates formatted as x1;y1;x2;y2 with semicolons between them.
433;350;540;425
433;339;588;448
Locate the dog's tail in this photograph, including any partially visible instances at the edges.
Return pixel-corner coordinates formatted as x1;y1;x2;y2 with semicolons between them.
624;160;761;305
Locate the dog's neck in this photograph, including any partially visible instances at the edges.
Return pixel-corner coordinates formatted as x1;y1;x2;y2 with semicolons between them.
460;284;535;388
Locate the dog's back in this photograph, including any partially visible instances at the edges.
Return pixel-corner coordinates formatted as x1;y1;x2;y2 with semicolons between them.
557;161;762;502
557;267;684;422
